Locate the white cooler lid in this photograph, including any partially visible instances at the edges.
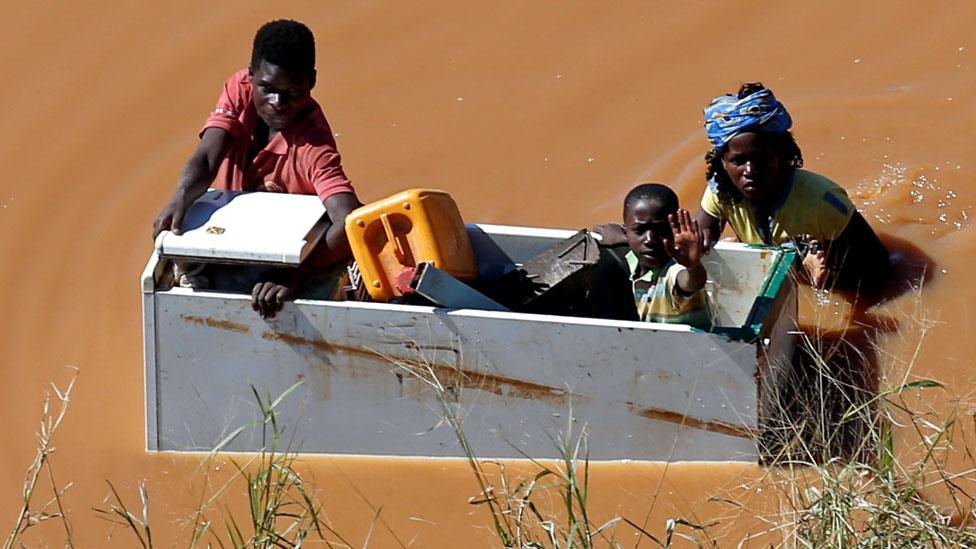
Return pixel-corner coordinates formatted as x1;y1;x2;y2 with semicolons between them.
154;190;329;265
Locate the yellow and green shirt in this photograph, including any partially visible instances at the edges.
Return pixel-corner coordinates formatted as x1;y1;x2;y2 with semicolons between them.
626;252;711;328
700;169;855;245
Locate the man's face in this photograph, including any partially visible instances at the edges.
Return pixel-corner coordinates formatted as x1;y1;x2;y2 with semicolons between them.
624;199;674;271
721;132;784;203
249;60;315;130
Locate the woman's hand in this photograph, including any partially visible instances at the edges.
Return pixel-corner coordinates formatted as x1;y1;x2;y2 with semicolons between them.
800;238;829;288
693;208;720;253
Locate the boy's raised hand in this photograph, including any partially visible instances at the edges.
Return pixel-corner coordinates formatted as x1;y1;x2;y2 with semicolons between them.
664;209;705;269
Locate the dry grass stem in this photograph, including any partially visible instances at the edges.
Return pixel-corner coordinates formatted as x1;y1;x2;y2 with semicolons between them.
4;366;79;549
391;350;711;548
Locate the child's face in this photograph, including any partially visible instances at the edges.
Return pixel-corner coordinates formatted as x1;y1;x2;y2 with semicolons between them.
624;199;675;270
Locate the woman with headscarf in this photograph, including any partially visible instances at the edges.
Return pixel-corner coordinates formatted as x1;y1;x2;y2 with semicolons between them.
694;82;889;292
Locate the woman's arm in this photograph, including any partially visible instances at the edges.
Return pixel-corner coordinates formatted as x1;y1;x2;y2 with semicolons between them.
693;208;722;252
827;212;890;291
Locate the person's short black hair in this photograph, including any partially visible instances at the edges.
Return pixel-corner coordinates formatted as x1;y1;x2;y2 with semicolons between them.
623;183;679;218
704;82;803;204
250;19;315;79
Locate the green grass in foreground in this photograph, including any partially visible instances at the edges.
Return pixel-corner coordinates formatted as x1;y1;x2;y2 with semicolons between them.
390;296;976;547
7;311;976;547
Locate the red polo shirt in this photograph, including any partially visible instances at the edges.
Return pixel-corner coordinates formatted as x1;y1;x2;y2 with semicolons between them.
201;68;356;202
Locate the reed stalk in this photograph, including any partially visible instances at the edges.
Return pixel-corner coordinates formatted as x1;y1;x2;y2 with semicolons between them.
722;285;976;547
12;284;976;547
99;381;360;548
3;366;78;549
391;352;713;548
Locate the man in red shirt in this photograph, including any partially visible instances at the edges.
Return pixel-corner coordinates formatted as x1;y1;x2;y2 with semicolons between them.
152;20;361;318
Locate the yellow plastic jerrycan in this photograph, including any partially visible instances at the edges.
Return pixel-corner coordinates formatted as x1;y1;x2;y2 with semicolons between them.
345;189;477;301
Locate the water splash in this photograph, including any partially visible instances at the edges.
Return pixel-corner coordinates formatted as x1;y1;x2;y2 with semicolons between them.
814;288;832;307
855;162;972;235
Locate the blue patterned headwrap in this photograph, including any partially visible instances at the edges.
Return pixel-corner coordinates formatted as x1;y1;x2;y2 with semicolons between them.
704;88;792;148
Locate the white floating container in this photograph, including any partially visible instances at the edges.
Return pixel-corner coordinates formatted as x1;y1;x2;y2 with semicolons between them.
143;193;797;462
154;190;330;265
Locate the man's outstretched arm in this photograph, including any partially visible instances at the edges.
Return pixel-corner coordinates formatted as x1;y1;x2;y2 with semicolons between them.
152;127;232;238
303;191;361;271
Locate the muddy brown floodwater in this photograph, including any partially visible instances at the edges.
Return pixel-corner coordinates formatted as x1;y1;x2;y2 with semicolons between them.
2;2;975;546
